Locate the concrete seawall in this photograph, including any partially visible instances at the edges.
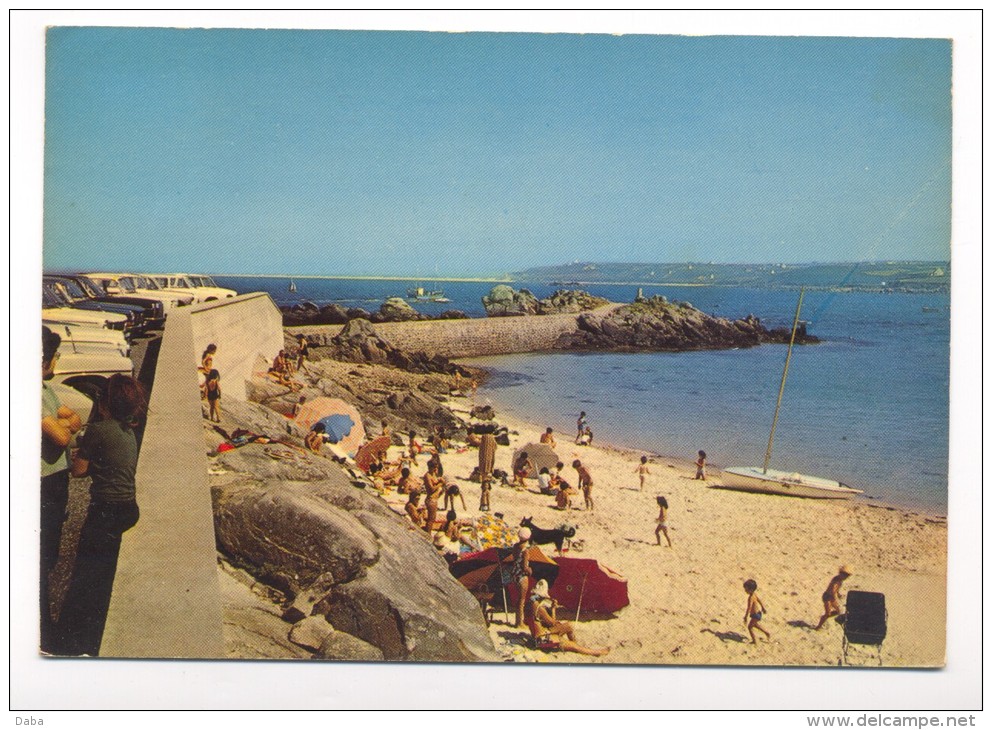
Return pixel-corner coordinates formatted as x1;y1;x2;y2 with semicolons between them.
290;304;622;358
190;293;285;401
102;293;284;657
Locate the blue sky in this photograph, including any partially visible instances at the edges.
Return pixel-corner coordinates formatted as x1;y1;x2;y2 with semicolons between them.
43;28;951;277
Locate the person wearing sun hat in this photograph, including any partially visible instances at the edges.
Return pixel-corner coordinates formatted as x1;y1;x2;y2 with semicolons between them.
526;578;609;657
815;565;853;630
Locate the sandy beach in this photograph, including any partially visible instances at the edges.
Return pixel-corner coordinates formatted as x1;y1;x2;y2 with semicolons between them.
372;394;946;668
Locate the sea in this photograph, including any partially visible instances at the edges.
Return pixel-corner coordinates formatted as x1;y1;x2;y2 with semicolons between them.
214;275;950;513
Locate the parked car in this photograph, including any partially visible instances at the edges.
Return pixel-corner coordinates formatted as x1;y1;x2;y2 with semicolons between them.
146;273;236;303
43;283;130;332
45;276;145;336
84;273;194;309
43;320;130;358
49;349;134;402
188;274;237;296
61;273;166;330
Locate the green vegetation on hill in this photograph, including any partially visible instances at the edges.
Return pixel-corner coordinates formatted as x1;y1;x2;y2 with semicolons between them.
513;261;949;293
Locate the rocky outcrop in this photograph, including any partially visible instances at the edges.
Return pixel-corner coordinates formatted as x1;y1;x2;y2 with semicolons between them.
481;286;610;317
292;319;469;378
558;296;819;351
482;285;540;316
209;436;497;663
281;300;469;326
537;289;611;314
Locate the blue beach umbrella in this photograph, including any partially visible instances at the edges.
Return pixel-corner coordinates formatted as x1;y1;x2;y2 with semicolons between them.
318;413;355;444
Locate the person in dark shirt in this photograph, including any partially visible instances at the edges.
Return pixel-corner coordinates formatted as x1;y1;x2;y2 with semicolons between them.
59;374;147;656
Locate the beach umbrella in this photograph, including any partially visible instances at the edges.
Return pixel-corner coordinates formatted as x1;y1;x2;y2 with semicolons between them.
451;546;558;592
511;442;559;478
293;397;366;455
355;435;393;473
318;413;355;443
548;556;629;616
451;546;559;613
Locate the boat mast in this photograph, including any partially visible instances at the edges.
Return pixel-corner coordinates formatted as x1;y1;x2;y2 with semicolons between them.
763;287;805;475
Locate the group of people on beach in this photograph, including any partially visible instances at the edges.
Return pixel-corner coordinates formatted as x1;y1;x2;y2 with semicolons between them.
41;326;148;656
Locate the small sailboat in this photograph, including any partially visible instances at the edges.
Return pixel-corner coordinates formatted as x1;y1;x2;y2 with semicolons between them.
288;279;297;293
719;288;863;500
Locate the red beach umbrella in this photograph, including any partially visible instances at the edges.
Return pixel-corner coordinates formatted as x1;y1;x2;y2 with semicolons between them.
355;435;393;473
548;556;629;616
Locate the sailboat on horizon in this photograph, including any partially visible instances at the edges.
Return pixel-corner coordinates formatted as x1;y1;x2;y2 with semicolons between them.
288;279;297;293
718;288;864;500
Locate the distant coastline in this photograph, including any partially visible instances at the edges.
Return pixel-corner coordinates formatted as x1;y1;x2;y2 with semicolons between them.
220;274;514;284
211;260;949;294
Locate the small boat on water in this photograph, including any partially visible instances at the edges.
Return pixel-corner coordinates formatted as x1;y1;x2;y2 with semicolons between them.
718;288;864;501
407;286;449;302
288;279;297;293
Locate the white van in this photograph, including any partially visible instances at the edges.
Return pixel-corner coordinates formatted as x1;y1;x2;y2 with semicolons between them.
147;273;236;303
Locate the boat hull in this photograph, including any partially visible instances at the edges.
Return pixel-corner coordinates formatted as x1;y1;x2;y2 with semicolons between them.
718;467;863;500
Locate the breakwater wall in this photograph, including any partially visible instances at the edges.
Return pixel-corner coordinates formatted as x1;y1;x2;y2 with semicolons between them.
290;304;622;359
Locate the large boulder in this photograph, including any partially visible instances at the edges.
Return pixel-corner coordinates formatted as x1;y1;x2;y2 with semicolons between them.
315;630;385;662
378;297;421;322
210;457;496;662
482;285;539;317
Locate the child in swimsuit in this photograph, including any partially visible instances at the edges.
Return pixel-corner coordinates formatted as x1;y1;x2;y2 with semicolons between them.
204;369;222;423
636;456;651;491
815;566;852;629
695;450;707;480
654;495;672;547
743;579;770;644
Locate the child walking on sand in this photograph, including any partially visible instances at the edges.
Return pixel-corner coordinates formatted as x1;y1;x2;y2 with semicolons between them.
635;456;651;491
573;460;594;511
695;450;707;480
743;579;770;644
204;369;222;423
815;566;852;629
654;496;672;547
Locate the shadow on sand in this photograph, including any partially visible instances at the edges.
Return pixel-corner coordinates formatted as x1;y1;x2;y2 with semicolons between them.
700;628;748;643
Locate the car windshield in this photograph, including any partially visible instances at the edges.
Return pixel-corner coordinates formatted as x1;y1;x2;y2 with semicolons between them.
54;278;89;300
116;277;138;293
169;276;191;289
42;284;69;308
191;275;212;287
74;277;104;297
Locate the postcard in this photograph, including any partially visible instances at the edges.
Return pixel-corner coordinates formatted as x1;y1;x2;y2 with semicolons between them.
16;10;980;713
